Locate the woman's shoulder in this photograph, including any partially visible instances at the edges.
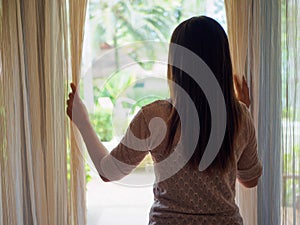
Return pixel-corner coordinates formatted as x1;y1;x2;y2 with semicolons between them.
141;99;172;119
237;101;253;124
142;99;172;110
235;101;256;142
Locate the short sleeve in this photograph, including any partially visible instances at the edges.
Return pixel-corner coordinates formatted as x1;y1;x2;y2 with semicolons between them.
99;109;150;181
237;108;263;182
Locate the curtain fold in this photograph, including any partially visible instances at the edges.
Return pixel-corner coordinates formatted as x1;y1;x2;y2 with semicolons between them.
0;0;82;224
226;1;282;224
225;1;260;225
68;1;88;225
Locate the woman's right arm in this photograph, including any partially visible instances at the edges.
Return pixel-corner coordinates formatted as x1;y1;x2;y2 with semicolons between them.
236;106;262;188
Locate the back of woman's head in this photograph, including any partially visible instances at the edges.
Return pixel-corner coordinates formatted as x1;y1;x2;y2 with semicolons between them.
167;16;241;172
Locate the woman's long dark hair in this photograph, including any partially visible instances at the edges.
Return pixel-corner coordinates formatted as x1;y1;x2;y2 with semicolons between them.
167;16;242;172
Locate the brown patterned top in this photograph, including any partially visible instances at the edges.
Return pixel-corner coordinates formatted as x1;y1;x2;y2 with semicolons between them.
100;100;262;225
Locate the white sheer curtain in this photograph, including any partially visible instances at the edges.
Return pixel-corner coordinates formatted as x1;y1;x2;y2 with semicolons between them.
257;1;281;224
225;1;282;224
281;0;300;224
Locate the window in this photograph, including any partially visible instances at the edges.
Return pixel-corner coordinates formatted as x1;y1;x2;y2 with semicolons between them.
81;1;227;224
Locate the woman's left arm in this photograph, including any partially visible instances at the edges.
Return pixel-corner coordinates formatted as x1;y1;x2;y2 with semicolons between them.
66;83;110;181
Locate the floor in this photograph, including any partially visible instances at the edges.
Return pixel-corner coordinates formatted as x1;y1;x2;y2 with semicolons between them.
86;169;155;225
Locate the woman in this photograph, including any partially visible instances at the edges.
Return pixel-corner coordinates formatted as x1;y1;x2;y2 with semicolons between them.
67;16;262;225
